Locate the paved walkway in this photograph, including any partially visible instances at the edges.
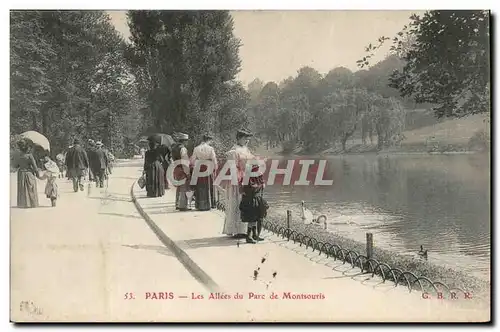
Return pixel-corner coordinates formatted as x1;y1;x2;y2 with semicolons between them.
10;160;490;322
133;166;490;322
10;160;224;322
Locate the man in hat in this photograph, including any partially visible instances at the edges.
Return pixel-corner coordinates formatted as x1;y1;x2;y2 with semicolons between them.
65;138;90;192
171;133;192;211
91;141;109;188
190;134;218;211
101;143;114;175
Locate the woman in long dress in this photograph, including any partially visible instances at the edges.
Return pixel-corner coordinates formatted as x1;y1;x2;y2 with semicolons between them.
172;133;192;211
143;139;166;198
191;134;217;211
13;139;40;208
222;129;256;237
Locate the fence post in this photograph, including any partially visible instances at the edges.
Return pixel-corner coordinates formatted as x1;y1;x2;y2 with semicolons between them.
366;233;373;259
286;210;291;241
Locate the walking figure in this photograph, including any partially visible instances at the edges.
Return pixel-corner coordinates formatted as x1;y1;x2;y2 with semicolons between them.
65;139;89;192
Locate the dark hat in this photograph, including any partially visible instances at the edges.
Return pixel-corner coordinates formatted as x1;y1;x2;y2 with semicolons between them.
202;133;213;141
237;128;253;138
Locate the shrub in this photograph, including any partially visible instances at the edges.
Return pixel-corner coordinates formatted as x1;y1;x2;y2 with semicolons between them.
468;130;490;152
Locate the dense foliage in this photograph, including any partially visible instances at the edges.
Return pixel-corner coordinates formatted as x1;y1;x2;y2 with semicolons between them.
125;10;250;155
359;10;490;118
11;11;143;156
248;60;408;153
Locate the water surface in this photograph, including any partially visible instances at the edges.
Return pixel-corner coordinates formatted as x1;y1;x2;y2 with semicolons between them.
263;154;491;281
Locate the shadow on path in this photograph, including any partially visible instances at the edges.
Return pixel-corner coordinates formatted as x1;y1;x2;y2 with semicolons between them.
122;244;174;257
99;212;143;219
184;236;239;249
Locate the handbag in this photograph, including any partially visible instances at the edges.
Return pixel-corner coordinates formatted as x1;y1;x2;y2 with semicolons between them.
138;175;146;189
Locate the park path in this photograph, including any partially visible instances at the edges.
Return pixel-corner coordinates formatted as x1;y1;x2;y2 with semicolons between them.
10;159;223;322
10;159;490;322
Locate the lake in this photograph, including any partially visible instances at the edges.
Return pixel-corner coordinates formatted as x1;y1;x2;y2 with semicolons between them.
262;154;491;281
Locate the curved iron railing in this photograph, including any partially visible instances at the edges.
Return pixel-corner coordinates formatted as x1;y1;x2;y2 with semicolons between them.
213;185;467;298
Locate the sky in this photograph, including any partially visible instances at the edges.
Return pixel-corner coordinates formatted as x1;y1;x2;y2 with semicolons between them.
108;10;419;86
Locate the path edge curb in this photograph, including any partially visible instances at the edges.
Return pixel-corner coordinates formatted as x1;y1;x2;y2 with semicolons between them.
130;180;221;293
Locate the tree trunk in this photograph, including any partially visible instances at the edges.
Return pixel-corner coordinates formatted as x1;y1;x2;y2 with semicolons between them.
376;125;384;150
41;107;48;135
32;113;38;132
341;135;348;152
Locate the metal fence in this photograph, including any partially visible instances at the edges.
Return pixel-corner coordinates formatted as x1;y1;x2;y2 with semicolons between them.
213;184;468;298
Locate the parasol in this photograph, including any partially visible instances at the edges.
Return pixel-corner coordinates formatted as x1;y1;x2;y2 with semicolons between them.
20;131;50;152
148;133;175;148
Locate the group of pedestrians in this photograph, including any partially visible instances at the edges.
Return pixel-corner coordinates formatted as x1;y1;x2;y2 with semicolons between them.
142;132;217;212
142;129;269;244
63;138;114;192
13;136;115;209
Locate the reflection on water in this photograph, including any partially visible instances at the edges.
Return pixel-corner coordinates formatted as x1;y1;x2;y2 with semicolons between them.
264;154;491;281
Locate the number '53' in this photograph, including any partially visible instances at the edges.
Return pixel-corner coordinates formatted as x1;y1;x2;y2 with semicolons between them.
124;292;135;300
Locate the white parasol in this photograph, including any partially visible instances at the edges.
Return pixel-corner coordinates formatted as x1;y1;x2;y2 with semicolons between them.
20;131;50;152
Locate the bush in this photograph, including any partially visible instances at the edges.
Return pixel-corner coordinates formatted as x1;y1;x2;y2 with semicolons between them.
281;140;297;155
468;130;490;152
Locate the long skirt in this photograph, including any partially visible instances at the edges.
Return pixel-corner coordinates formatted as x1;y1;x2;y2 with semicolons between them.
176;181;191;209
146;161;165;198
194;175;215;211
222;184;247;235
17;170;39;208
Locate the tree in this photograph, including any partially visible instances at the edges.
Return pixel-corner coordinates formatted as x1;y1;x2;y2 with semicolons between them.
10;11;53;135
247;78;265;104
10;11;142;155
320;89;371;152
126;10;243;149
358;10;490;118
253;82;281;147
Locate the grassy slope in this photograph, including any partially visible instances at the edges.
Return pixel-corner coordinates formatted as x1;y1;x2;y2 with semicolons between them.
403;113;490;145
253;113;490;156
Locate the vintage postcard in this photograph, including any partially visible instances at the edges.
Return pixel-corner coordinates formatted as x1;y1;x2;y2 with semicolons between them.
9;9;491;322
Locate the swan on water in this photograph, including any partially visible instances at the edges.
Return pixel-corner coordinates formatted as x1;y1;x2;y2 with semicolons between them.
418;245;428;259
300;201;327;230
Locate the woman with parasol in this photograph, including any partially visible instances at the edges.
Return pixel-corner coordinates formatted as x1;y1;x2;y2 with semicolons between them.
12;138;41;208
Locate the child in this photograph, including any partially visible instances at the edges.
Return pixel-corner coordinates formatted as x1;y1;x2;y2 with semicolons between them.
55;153;65;178
239;163;269;244
42;156;60;207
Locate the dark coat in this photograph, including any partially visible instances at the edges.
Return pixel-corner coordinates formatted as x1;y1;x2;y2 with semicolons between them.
171;143;184;161
92;148;108;170
65;145;89;170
